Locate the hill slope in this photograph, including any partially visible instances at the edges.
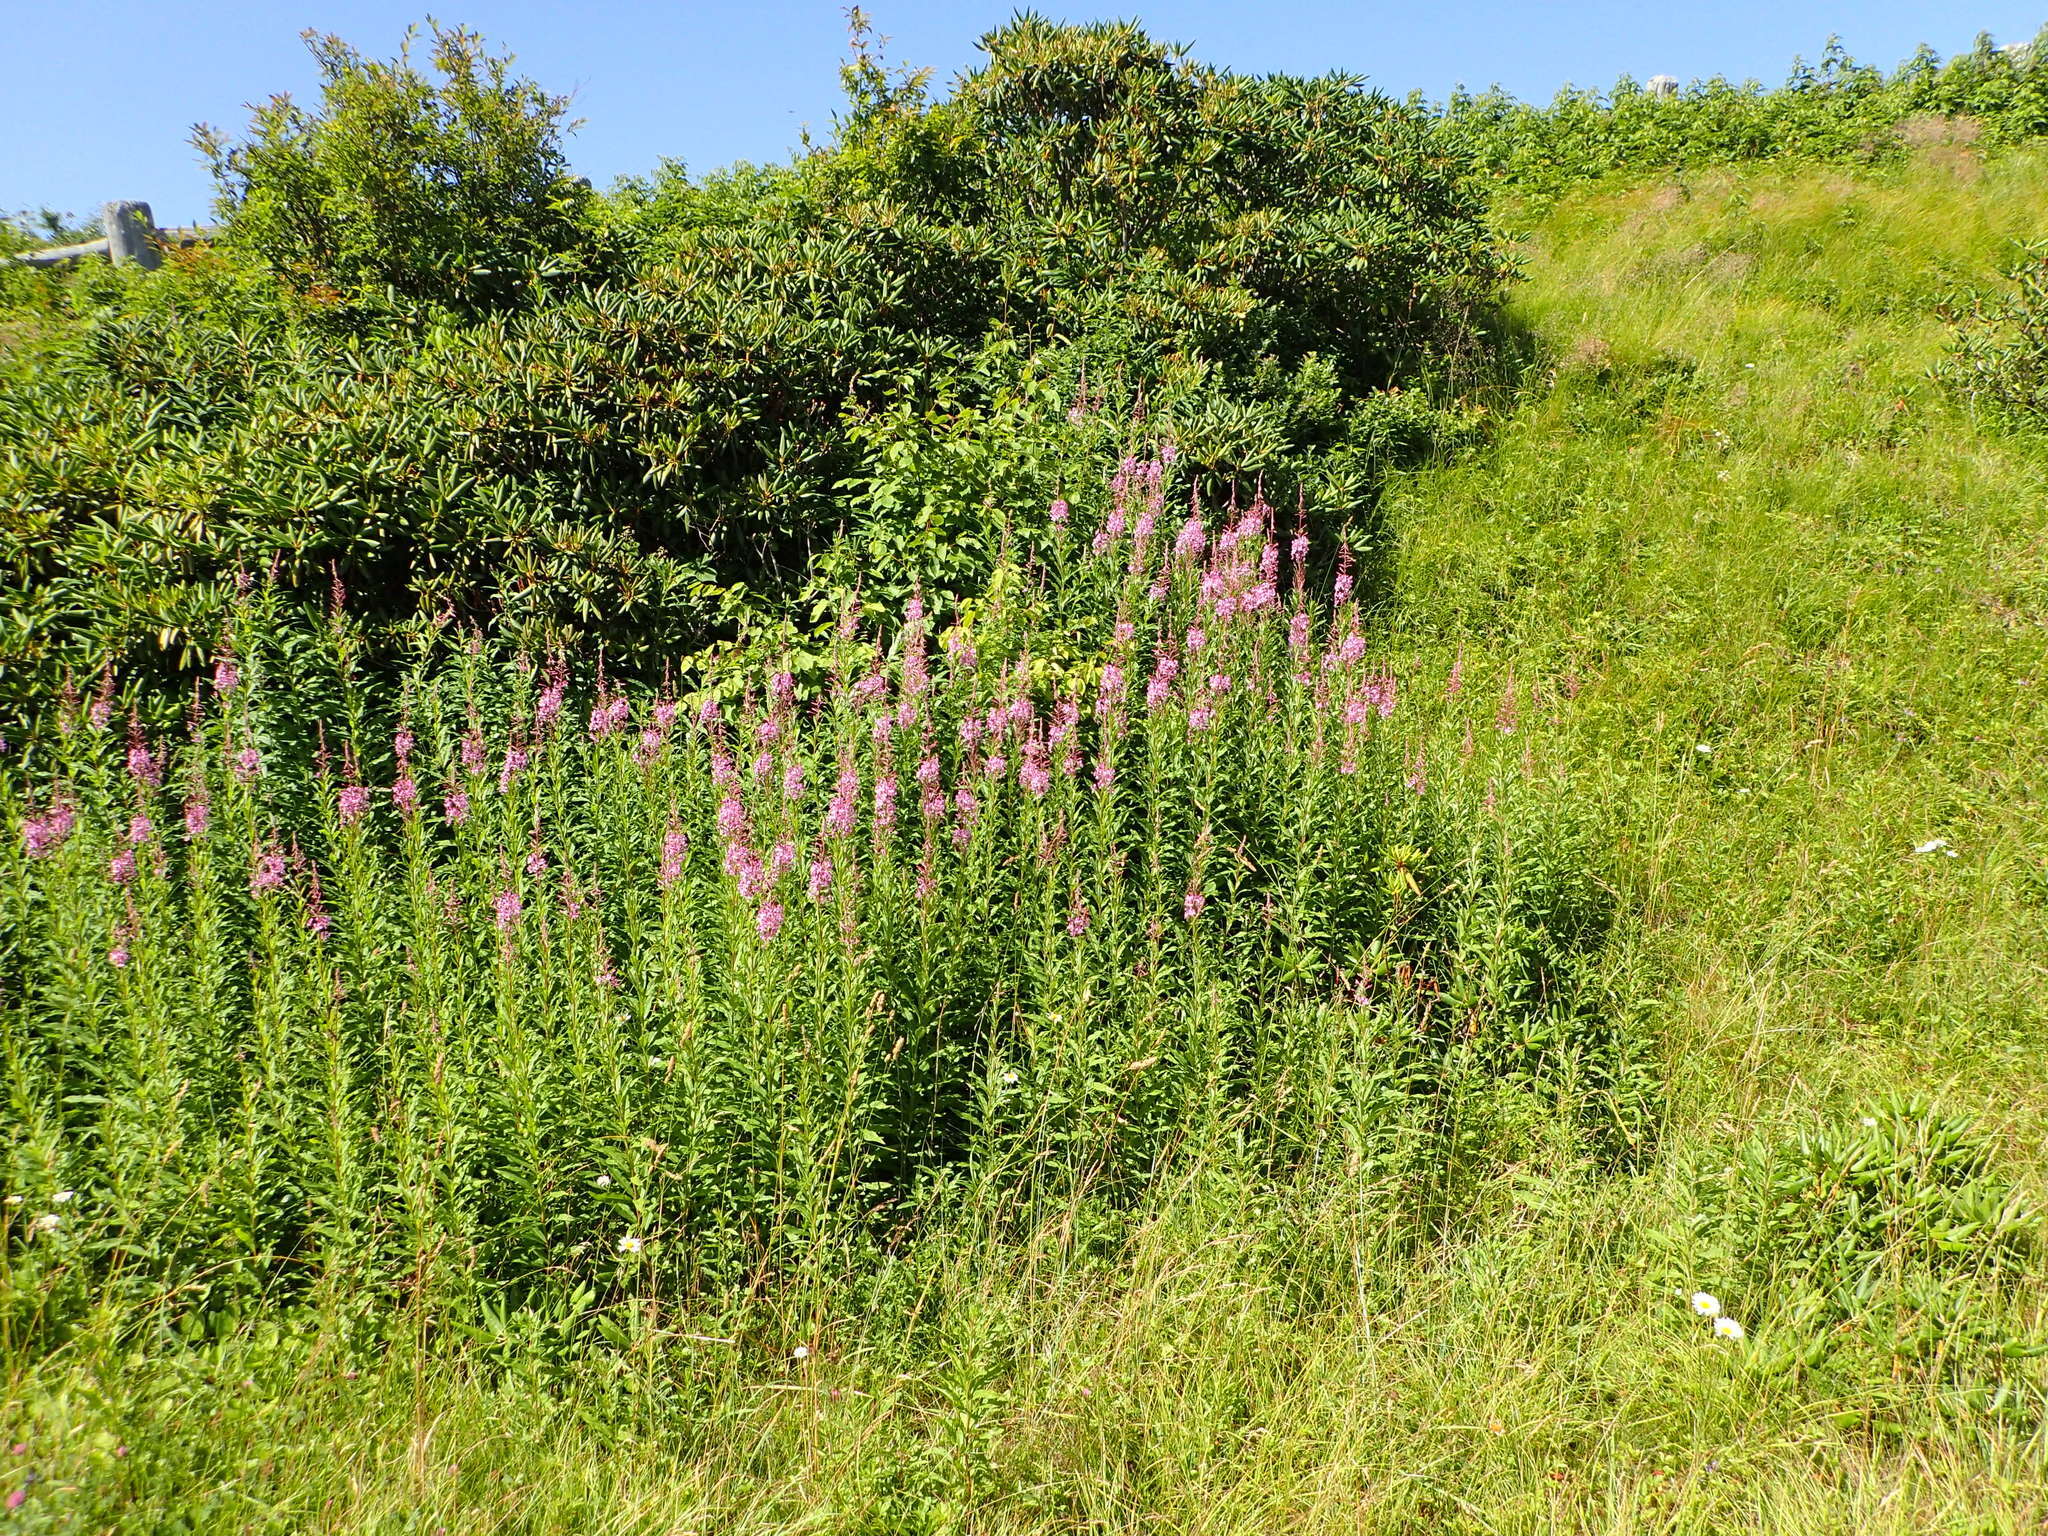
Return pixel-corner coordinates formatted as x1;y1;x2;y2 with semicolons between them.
9;147;2047;1534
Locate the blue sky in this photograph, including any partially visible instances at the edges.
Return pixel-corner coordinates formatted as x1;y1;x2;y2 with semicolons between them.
8;1;2046;227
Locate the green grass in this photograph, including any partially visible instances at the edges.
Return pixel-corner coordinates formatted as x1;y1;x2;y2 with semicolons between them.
8;145;2048;1532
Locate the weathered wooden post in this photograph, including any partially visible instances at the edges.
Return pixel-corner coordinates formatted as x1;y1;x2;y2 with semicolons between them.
1648;75;1679;100
102;201;161;271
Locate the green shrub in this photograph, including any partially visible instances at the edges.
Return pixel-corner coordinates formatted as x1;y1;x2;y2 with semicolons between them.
1937;238;2048;422
194;23;593;314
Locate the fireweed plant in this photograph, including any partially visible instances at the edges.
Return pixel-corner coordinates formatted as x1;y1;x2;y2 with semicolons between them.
1;455;1638;1347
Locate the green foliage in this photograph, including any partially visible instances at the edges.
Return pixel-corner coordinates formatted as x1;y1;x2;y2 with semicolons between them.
0;481;1635;1351
1937;238;2048;421
195;23;593;313
0;16;1499;731
1443;32;2048;194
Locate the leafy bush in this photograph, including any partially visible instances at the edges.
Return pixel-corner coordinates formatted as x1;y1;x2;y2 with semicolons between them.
1442;32;2048;195
1937;238;2048;422
0;16;1501;733
194;23;593;314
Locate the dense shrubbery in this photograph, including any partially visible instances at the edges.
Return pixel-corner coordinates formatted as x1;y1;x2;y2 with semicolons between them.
1443;32;2048;193
0;16;1501;728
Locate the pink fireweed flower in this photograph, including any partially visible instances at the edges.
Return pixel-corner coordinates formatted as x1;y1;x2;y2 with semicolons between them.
498;743;529;793
697;696;721;728
392;776;419;815
212;657;240;694
1066;898;1091;938
536;683;564;731
338;784;369;825
108;849;137;885
526;844;548;877
444;788;470;825
1343;694;1373;727
461;733;486;774
984;755;1008;781
1175;515;1206;563
756;901;785;942
1183;887;1206;920
768;672;794;711
726;844;769;900
1334;571;1354;605
394;727;415;761
250;850;286;893
1186;625;1207;654
108;943;131;969
755;718;781;745
870;715;892;745
1020;755;1051;799
127;813;153;845
952;785;980;837
1092;757;1117;793
1145;654;1180;712
126;742;162;787
826;770;859;838
711;749;737;788
1208;673;1232;694
1406;748;1428;796
873;775;898;830
1050;497;1070;527
183;799;210;840
659;826;688;889
232;746;261;782
633;727;663;767
607;697;632;733
716;795;748;844
1290;534;1308;564
1188;705;1215;732
1289;612;1311;652
921;786;947;821
770;839;796;877
494;887;522;934
852;672;888;706
22;804;76;858
1097;664;1126;718
89;698;112;730
782;759;806;801
915;755;941;786
654;700;679;734
807;853;833;902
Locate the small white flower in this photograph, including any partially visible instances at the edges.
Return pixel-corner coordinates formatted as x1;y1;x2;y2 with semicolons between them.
792;1345;810;1361
1695;743;1712;756
1001;1070;1019;1086
1713;1316;1745;1341
647;1056;670;1070
617;1235;643;1255
1913;838;1948;855
595;1174;612;1188
1860;1115;1878;1129
52;1190;74;1205
3;1195;21;1207
1690;1291;1721;1318
30;1214;59;1235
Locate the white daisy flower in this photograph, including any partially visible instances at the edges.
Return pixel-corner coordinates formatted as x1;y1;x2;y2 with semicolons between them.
52;1190;74;1205
595;1174;612;1188
1001;1070;1019;1086
1912;838;1948;855
792;1345;810;1361
30;1214;59;1235
617;1235;643;1255
1713;1316;1745;1341
1690;1292;1721;1318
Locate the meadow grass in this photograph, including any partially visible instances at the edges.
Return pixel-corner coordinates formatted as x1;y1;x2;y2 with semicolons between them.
6;145;2048;1532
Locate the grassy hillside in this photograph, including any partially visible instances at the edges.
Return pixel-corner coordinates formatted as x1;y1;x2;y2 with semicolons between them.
7;146;2048;1536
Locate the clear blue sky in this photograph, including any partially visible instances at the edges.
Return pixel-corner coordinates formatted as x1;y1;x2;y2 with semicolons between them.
7;1;2045;227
